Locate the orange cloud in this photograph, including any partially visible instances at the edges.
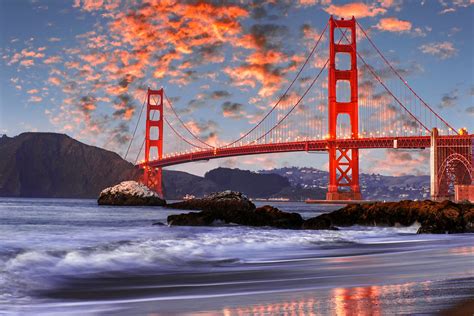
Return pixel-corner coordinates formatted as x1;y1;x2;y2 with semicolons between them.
28;95;43;102
324;3;387;18
20;59;34;67
48;77;62;86
375;17;412;32
43;56;62;64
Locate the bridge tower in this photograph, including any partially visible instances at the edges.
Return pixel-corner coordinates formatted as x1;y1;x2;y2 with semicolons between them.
326;16;361;201
143;88;164;197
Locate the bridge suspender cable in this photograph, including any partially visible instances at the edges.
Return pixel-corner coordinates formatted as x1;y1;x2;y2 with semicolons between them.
356;21;458;135
249;28;349;145
163;116;210;150
220;21;330;148
333;20;430;133
163;92;214;148
252;59;329;145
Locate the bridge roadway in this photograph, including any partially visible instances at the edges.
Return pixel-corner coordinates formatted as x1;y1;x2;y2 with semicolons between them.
143;135;473;168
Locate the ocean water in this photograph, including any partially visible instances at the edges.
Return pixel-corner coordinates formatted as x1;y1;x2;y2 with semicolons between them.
0;198;473;315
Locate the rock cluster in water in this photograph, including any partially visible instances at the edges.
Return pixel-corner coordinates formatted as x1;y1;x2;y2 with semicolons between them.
98;181;166;206
325;200;474;234
167;192;473;233
167;191;332;230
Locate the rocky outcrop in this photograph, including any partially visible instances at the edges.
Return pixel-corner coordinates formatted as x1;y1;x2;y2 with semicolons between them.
319;200;474;234
166;197;473;233
168;204;304;229
98;181;166;206
167;190;255;212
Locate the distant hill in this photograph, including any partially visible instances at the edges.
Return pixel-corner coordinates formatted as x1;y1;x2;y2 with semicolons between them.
204;167;290;197
261;167;431;201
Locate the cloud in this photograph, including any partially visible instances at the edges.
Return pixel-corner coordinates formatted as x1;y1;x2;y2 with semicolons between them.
438;0;472;14
210;90;231;100
324;3;387;18
113;94;136;121
19;59;35;67
28;95;43;103
222;101;245;119
27;89;39;94
466;107;474;115
43;56;62;64
419;41;458;59
439;7;456;14
367;149;429;176
48;77;62;86
439;89;458;108
375;17;412;32
48;37;61;42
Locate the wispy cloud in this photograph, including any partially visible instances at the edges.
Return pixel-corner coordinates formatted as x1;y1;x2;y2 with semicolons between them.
419;41;458;59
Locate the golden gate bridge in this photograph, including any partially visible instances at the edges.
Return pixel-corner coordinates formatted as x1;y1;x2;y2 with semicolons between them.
125;16;473;202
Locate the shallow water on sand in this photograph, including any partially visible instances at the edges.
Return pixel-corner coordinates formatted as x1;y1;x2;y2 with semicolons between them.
0;198;473;315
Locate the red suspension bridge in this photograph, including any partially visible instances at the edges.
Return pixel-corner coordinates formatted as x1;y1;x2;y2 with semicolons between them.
128;16;473;201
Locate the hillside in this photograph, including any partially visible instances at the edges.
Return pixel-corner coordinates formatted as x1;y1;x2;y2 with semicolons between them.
262;167;431;201
0;133;141;198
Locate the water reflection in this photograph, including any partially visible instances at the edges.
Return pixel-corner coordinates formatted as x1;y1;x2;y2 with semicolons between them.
219;281;441;316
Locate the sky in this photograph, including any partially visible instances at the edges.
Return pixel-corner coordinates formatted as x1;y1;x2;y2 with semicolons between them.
0;0;473;177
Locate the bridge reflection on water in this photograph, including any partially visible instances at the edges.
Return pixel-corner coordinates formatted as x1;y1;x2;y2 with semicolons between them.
218;279;468;316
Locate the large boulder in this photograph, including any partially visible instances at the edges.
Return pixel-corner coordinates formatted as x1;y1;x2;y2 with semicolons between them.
166;190;255;212
302;214;337;230
98;181;166;206
312;200;474;234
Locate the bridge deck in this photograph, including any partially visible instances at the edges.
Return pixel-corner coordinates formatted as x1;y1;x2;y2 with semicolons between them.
141;135;473;168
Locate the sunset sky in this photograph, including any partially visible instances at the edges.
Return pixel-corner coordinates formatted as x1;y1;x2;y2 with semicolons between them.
0;0;472;176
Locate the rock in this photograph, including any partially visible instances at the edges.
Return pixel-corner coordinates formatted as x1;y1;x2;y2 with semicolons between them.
166;190;255;212
315;200;474;234
98;181;166;206
302;214;338;230
152;221;166;226
167;203;304;229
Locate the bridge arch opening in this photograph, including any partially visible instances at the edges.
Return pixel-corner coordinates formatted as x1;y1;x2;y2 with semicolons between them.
336;113;352;139
149;126;160;141
336;52;351;71
149;94;162;106
148;146;159;161
336;80;351;103
149;109;161;121
437;153;473;198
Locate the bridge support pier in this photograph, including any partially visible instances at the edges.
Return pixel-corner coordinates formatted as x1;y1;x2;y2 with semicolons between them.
326;16;361;201
143;88;164;197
